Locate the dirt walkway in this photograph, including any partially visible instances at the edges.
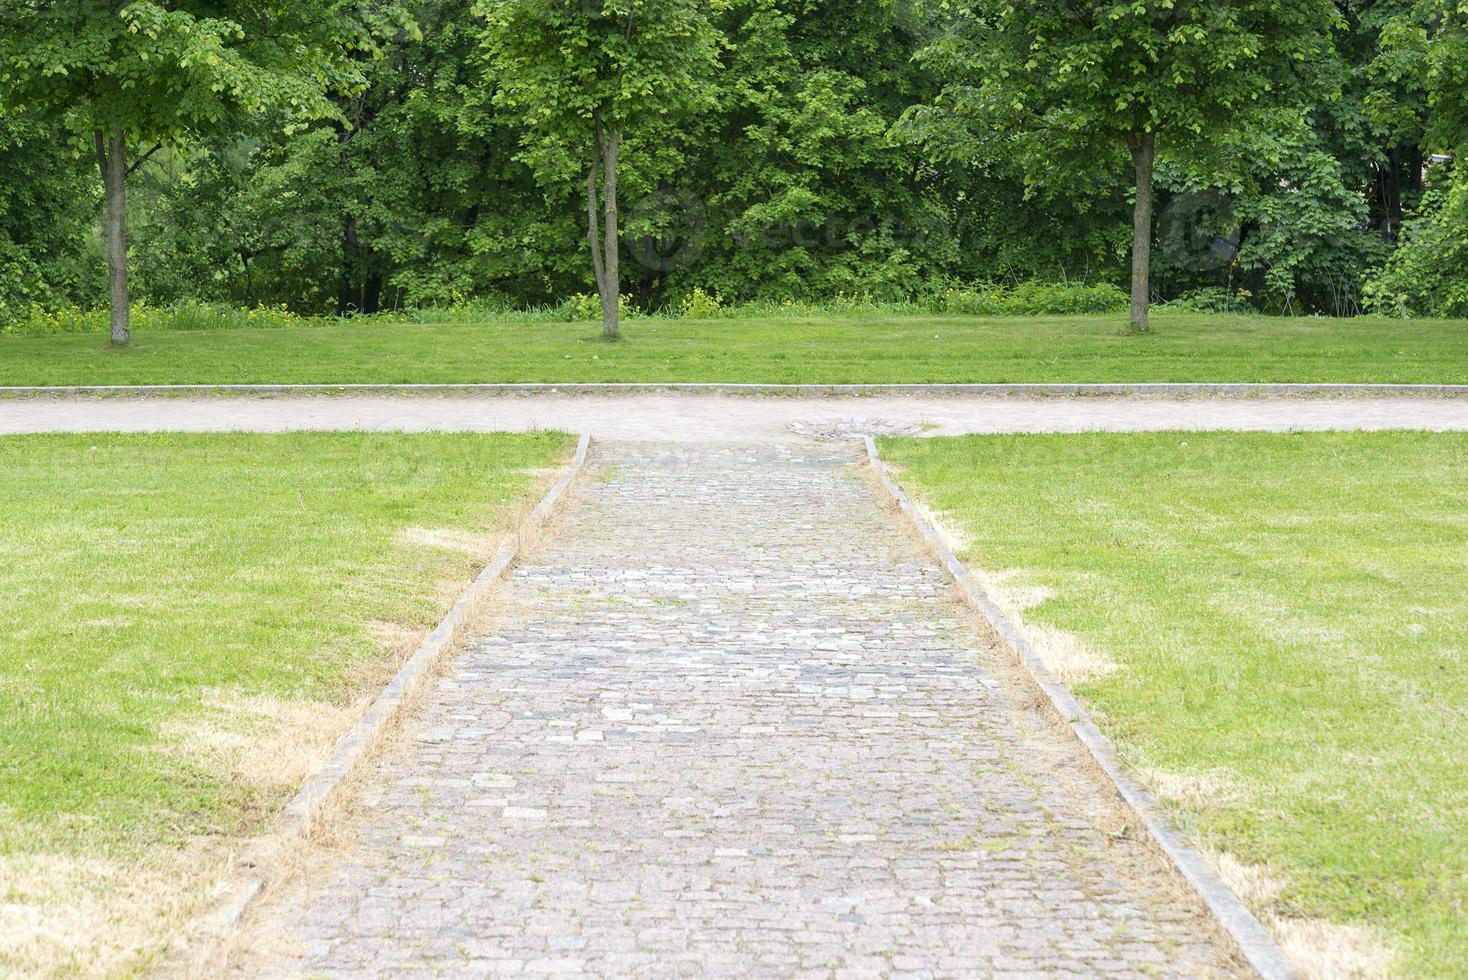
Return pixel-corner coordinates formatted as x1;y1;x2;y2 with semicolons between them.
4;392;1467;440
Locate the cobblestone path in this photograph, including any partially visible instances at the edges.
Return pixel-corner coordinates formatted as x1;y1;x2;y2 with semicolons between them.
234;442;1239;978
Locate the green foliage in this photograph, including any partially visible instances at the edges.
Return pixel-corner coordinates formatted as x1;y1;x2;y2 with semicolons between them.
0;1;409;142
934;282;1127;316
0;0;414;340
904;0;1339;329
1358;4;1468;317
123;7;567;316
474;0;724;331
476;0;721;186
677;287;726;319
904;0;1338;183
0;281;1146;335
1;301;307;337
1161;288;1255;315
1401;0;1468;150
0;114;102;321
1233;142;1390;315
1364;162;1468;316
562;291;640;322
664;0;955;302
4;0;1468;320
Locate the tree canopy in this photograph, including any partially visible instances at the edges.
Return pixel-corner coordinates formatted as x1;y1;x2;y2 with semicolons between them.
3;0;1468;325
476;0;722;334
0;0;409;341
902;0;1338;330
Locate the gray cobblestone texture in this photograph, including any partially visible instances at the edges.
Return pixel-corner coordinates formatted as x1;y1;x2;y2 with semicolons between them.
232;442;1241;978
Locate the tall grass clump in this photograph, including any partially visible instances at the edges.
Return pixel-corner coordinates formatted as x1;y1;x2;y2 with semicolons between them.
1;301;311;337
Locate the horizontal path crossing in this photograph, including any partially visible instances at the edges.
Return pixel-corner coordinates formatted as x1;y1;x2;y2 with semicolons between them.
4;391;1467;439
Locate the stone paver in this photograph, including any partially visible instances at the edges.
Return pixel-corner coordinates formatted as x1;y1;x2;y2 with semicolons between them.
232;442;1240;977
5;392;1468;440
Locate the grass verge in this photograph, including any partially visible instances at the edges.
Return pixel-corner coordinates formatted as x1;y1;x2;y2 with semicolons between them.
0;430;574;976
1;313;1467;385
880;431;1467;978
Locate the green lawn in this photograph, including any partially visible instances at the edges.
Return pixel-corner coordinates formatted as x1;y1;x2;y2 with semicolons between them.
0;431;572;975
2;313;1467;385
881;432;1468;977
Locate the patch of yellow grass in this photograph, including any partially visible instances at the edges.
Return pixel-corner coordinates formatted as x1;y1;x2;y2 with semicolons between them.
5;692;372;978
2;688;368;976
397;525;501;555
161;692;357;794
1206;848;1394;978
0;851;221;978
899;492;1120;687
1210;850;1288;908
1147;768;1242;811
969;567;1119;687
1275;918;1395;980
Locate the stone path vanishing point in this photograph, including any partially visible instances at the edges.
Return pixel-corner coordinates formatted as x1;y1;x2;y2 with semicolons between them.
229;441;1243;978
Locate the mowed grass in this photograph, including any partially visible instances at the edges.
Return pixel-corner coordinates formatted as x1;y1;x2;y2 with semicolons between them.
0;431;572;974
881;432;1468;978
2;312;1467;385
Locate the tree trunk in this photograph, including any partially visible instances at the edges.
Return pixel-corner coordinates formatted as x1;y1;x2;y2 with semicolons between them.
95;129;130;346
601;127;620;339
586;115;621;339
239;251;254;306
1128;132;1155;335
338;216;359;316
1379;145;1404;243
587;159;606;311
363;269;383;315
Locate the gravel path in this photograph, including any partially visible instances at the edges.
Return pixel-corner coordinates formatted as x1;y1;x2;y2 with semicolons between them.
230;442;1240;978
3;392;1468;439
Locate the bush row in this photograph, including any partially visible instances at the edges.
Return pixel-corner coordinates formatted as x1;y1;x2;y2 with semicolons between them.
1;302;304;336
1;280;1142;337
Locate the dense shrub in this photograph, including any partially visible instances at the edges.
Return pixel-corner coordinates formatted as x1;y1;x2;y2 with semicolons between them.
934;281;1128;316
677;287;727;319
1;281;1146;338
0;117;102;321
1161;287;1255;314
561;293;643;322
1363;168;1468;317
1;302;308;337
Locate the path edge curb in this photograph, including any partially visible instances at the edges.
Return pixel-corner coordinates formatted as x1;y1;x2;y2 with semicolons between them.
4;381;1467;399
861;435;1296;980
171;431;592;971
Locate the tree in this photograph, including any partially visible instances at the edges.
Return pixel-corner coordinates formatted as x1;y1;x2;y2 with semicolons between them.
666;0;958;303
477;0;720;337
1347;0;1430;242
905;0;1337;332
0;113;102;322
1360;0;1468;315
130;0;573;316
0;1;406;344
